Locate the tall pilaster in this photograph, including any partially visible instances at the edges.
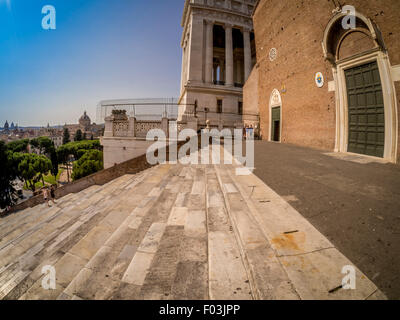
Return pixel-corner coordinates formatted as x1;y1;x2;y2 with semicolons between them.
225;24;234;87
187;13;204;83
243;27;252;81
205;20;214;84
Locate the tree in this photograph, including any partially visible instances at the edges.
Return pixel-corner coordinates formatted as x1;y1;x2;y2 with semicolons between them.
83;132;87;140
30;136;58;179
14;153;52;192
6;139;29;153
57;140;102;183
56;145;71;183
72;150;103;181
50;149;59;177
30;137;54;155
74;129;83;142
63;128;70;145
90;134;94;140
0;141;17;209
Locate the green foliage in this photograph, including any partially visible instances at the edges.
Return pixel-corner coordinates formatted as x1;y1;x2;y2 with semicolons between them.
56;140;100;183
50;149;59;177
72;150;103;181
63;128;70;145
30;137;54;155
30;136;58;177
74;129;83;142
56;140;101;162
13;153;53;192
6;139;29;153
27;172;58;190
0;141;18;209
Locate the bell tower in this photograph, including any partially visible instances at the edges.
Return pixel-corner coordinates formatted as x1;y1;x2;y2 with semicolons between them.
178;0;257;129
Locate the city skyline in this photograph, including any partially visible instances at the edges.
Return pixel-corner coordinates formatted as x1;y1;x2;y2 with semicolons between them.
0;0;183;127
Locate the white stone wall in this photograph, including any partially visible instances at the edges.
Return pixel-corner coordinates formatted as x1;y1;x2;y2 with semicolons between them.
101;137;155;169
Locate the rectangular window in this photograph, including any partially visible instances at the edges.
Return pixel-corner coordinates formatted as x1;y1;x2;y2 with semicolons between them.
238;101;243;115
217;99;223;114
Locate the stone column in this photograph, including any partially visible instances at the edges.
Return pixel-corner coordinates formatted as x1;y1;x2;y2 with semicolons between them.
225;24;234;87
161;117;169;138
205;20;214;84
243;27;252;82
104;116;113;137
129;117;136;137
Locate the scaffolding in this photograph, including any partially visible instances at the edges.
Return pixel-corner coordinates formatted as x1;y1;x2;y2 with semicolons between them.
96;98;180;123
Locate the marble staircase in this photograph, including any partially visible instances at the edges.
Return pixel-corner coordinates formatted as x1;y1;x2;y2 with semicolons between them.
0;149;386;300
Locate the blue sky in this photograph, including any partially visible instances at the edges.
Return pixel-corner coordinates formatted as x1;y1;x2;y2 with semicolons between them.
0;0;183;126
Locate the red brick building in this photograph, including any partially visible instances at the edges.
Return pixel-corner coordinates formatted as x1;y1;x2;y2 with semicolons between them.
244;0;400;163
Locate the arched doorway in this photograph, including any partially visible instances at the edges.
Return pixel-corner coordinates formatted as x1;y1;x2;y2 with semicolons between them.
269;89;282;142
323;10;398;161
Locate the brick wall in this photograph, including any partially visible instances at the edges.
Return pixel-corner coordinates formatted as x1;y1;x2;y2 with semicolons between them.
251;0;400;152
243;66;259;122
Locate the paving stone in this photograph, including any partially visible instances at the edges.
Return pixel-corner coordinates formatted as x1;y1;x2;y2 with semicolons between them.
191;181;205;195
68;226;113;261
178;236;207;263
174;193;187;207
208;231;252;300
167;207;188;226
171;261;208;300
184;210;206;238
279;248;378;300
122;252;155;286
140;226;184;299
224;183;238;194
138;223;167;254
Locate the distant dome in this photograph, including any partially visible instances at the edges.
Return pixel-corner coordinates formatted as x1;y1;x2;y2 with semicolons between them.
79;111;91;128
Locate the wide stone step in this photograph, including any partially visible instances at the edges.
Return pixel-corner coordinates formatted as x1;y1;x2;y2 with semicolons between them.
58;165;184;300
216;156;386;300
214;164;299;300
14;166;170;299
0;172;150;299
205;166;253;300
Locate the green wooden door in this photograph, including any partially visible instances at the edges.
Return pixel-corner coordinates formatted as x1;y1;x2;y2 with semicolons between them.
345;61;385;157
271;107;281;142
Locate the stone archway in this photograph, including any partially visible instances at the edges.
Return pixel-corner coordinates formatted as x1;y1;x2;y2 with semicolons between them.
323;10;398;162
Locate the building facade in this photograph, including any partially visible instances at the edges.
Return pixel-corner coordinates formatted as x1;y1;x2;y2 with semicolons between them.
178;0;259;129
64;111;104;140
246;0;400;163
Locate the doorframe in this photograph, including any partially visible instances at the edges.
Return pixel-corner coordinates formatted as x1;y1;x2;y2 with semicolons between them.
334;50;398;162
269;89;283;142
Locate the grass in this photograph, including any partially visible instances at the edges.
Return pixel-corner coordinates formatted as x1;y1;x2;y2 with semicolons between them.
23;167;65;191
